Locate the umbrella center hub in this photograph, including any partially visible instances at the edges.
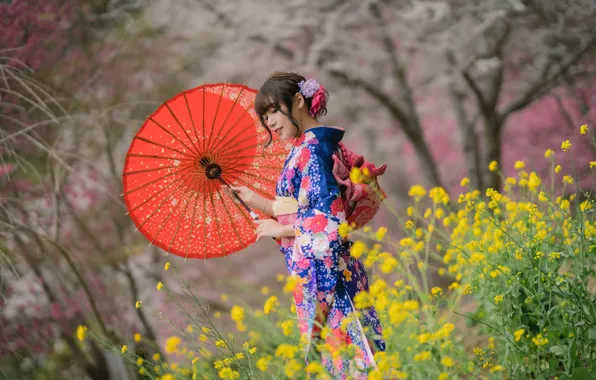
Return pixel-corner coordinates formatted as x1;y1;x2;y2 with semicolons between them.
199;156;222;179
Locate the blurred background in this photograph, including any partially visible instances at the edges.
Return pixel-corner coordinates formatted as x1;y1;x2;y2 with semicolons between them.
1;0;595;378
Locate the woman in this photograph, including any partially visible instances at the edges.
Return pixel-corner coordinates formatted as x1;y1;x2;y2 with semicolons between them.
226;72;385;377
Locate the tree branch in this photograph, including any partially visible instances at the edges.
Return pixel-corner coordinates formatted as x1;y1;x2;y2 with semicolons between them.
327;68;410;127
502;33;596;117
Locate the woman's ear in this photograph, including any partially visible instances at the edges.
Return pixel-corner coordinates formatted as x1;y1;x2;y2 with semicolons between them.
295;93;305;109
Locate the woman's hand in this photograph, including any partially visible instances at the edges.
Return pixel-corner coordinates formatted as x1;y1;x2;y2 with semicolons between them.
254;219;294;240
223;185;258;208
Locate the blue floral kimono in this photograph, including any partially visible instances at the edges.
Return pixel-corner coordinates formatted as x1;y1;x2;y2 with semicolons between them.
273;127;385;377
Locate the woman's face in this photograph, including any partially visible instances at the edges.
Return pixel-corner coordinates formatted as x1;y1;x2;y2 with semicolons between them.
263;103;297;141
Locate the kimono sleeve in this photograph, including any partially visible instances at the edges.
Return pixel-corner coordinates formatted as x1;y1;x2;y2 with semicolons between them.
293;144;346;260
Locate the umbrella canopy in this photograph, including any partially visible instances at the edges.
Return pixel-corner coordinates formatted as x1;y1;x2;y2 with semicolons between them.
122;83;291;258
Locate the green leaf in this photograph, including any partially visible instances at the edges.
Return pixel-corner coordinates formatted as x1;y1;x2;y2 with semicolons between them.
569;367;596;380
549;345;567;356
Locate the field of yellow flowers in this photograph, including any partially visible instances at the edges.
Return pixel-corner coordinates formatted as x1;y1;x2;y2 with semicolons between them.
90;127;595;379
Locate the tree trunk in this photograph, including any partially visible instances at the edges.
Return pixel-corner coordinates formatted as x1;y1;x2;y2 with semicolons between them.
409;124;445;190
484;116;503;191
449;87;484;190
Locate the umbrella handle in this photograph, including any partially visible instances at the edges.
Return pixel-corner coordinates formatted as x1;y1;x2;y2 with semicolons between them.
217;177;260;220
218;178;278;241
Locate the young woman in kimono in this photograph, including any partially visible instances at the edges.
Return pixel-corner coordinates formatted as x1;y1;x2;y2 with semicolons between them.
226;72;385;377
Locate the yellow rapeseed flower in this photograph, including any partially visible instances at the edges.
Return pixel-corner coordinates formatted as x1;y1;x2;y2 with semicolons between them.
121;345;128;354
514;161;525;170
230;305;245;322
135;300;142;309
414;351;431;361
441;356;455;367
218;367;240;379
264;296;280;315
156;282;164;290
76;325;87;342
403;300;419;311
544;149;554;158
164;262;170;271
460;177;470;187
408;185;427;201
580;124;588;134
350;241;367;259
488;161;498;171
375;226;387;241
561;140;572;152
514;329;525;342
275;344;299;359
306;362;324;374
284;359;303;378
354;291;372;309
165;336;182;353
281;320;294;337
339;222;352;238
134;333;141;342
532;334;548;346
256;356;271;372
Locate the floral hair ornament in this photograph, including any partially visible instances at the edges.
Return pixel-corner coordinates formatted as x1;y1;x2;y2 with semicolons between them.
298;78;327;118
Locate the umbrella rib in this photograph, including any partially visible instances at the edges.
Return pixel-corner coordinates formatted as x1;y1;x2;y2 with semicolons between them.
208;183;227;257
209;120;258;163
133;136;188;157
210;117;254;156
207;85;250;154
218;142;264;162
149;116;201;159
213;132;259;163
202;190;208;259
183;188;201;260
149;173;199;248
204;83;227;155
167;192;192;254
125;170;201;216
201;84;207;155
183;91;202;157
122;165;182;176
226;162;284;171
121;164;197;196
134;173;199;232
207;84;245;156
215;187;245;252
163;101;204;157
222;186;257;227
221;154;275;169
126;153;195;162
224;167;277;185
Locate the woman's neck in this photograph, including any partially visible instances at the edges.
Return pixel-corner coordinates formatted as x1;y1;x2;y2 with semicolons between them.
298;118;324;135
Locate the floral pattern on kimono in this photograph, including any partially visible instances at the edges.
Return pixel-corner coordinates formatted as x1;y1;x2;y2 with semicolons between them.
275;127;385;378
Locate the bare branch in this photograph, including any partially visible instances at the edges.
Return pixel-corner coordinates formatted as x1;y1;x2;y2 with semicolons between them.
502;33;596;117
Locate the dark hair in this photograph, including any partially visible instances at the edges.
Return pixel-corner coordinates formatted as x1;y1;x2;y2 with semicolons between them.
254;72;328;147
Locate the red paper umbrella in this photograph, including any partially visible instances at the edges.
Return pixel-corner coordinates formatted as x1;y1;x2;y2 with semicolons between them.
122;83;291;259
